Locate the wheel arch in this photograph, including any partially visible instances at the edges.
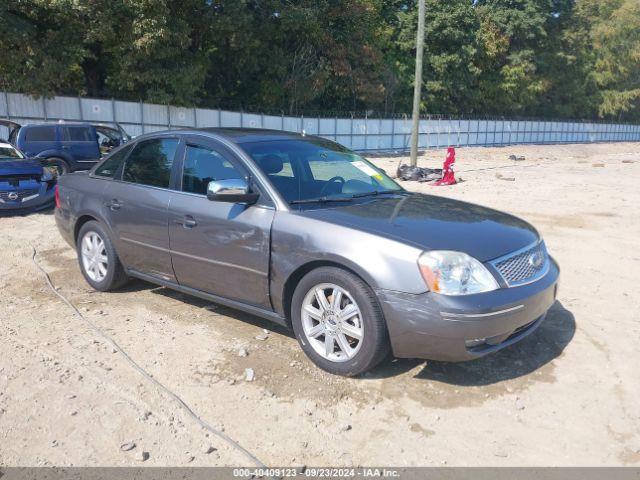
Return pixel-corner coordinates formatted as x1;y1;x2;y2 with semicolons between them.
280;259;379;328
73;214;100;245
37;151;74;165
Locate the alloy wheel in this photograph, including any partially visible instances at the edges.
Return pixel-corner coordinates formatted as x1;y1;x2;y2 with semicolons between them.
81;231;108;282
301;283;364;362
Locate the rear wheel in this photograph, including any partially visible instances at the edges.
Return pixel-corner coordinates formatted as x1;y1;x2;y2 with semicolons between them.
291;267;390;376
77;221;128;291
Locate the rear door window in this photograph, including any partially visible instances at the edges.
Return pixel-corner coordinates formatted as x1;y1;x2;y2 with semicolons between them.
94;144;133;178
62;126;94;142
24;126;56;142
122;138;179;188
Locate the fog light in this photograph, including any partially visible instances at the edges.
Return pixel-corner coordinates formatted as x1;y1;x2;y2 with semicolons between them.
465;338;486;348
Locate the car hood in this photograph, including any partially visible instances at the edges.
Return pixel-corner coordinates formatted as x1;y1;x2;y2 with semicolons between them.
0;159;43;176
298;193;539;262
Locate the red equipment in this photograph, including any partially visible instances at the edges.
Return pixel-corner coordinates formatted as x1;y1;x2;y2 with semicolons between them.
432;147;457;186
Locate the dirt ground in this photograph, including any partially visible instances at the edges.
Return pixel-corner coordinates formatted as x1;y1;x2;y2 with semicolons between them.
1;142;639;467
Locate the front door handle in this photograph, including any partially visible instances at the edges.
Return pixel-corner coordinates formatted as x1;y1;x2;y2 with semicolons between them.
177;215;197;229
105;199;122;211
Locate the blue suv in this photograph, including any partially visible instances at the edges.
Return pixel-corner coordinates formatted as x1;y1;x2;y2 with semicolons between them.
9;122;102;175
1;120;129;175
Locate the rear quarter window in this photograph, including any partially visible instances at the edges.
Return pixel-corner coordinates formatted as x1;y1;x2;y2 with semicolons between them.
94;144;133;178
63;126;95;142
24;126;57;142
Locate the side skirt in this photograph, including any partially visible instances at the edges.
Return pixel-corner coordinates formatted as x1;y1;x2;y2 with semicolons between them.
128;269;288;327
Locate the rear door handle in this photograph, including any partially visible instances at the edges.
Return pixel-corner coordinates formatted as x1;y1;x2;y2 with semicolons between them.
105;199;122;211
177;215;197;229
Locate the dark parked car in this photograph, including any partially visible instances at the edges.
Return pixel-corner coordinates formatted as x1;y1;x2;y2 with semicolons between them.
0;140;56;213
1;120;129;176
55;129;559;376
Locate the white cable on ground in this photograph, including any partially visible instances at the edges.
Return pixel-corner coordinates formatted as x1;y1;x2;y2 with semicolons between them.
31;246;266;468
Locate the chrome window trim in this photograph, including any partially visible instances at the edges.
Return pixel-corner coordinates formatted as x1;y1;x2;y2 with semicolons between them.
111;178;174;194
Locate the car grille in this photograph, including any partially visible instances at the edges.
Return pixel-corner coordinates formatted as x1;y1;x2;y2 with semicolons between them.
0;175;42;185
491;241;548;287
0;189;40;201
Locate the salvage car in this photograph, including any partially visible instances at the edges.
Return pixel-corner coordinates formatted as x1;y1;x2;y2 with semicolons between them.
1;120;129;175
0;141;56;213
55;129;559;376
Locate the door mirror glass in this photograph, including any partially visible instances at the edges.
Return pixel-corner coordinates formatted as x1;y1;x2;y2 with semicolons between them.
207;179;259;204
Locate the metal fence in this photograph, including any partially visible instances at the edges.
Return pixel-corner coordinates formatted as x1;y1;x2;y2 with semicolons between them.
2;91;639;152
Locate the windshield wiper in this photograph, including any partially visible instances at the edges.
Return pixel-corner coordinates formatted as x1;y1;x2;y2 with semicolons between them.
289;196;354;205
348;190;405;199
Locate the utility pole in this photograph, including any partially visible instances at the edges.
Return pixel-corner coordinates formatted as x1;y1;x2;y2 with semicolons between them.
410;0;426;166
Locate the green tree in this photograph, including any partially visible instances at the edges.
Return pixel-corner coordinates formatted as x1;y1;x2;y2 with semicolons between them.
0;0;86;95
0;0;638;120
395;0;481;115
200;0;392;114
589;0;640;119
473;0;575;116
90;0;210;104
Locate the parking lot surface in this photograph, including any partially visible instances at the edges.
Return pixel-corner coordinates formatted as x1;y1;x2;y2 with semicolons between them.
1;142;639;466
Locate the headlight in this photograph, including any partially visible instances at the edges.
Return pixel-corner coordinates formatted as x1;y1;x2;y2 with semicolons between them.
41;168;54;182
418;250;499;296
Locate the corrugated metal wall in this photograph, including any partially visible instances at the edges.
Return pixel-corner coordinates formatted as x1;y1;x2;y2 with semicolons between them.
2;91;639;151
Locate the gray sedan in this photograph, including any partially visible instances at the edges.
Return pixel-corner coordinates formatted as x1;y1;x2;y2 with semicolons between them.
55;128;559;376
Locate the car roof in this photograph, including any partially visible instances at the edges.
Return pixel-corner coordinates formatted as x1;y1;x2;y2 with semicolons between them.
137;127;312;145
197;128;307;144
22;122;94;128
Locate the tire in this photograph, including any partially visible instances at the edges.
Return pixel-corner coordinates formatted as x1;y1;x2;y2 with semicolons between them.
43;157;70;176
76;221;129;291
291;267;390;376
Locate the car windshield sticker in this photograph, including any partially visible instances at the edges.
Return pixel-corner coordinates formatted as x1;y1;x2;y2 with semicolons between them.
351;160;383;180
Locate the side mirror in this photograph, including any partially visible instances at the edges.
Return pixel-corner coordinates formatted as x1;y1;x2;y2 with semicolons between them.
207;178;259;204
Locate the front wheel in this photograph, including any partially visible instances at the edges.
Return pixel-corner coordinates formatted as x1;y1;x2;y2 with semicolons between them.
291;267;390;376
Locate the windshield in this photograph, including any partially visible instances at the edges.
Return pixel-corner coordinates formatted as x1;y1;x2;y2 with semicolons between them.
242;138;402;203
0;143;24;160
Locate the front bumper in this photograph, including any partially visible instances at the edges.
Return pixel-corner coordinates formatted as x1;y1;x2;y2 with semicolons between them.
0;183;55;215
377;257;560;361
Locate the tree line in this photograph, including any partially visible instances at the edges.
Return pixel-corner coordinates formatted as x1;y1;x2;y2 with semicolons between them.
0;0;638;121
